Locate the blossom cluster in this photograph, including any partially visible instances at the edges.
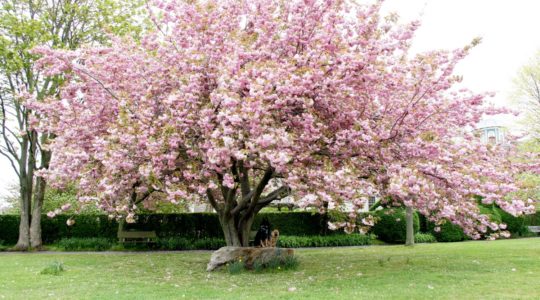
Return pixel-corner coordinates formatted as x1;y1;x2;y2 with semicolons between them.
30;0;536;237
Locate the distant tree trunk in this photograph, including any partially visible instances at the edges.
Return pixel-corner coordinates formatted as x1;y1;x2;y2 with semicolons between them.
321;201;329;235
405;206;414;246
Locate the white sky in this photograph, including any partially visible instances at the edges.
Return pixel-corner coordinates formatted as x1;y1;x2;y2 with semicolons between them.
1;0;540;201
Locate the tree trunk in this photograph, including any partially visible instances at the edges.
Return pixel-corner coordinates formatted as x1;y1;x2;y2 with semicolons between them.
14;134;33;251
30;147;51;249
30;176;46;249
219;213;255;247
14;187;31;251
405;206;414;246
209;165;284;247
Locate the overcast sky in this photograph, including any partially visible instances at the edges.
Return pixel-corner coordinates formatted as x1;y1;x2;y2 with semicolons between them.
1;0;540;203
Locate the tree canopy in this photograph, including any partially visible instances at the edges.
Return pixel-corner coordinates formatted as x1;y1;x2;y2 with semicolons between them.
30;0;536;245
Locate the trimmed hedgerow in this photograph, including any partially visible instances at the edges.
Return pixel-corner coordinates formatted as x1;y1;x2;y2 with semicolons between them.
50;234;370;251
277;234;372;248
0;212;330;244
57;237;114;251
2;210;537;245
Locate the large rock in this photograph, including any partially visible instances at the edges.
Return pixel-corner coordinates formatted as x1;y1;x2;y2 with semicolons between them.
206;246;294;271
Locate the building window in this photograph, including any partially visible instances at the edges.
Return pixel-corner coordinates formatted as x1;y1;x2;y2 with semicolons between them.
368;196;377;208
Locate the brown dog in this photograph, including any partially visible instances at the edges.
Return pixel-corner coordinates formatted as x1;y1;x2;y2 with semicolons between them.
261;229;279;248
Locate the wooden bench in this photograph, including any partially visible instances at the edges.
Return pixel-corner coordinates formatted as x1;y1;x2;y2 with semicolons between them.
249;230;258;246
118;230;157;244
528;226;540;235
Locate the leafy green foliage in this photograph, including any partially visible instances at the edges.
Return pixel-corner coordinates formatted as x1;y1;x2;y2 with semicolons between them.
2;211;536;247
252;212;329;236
414;232;437;243
157;237;195;250
253;253;299;273
1;212;336;244
277;234;372;248
40;261;64;276
57;237;113;251
226;260;246;275
429;221;467;242
499;209;529;237
49;235;371;251
371;209;419;244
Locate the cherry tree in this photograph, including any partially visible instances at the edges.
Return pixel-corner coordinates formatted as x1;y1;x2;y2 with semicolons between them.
29;0;536;246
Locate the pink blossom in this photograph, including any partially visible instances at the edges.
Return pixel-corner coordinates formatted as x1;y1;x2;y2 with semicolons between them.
28;0;538;243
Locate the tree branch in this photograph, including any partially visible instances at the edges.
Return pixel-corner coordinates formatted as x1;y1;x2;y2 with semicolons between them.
206;188;220;212
244;167;274;217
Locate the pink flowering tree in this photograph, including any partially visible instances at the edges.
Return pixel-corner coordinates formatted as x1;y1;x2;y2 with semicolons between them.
29;0;536;246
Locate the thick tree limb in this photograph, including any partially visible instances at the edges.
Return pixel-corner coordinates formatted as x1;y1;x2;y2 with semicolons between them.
256;185;291;208
206;188;220;212
238;160;251;197
244;167;274;217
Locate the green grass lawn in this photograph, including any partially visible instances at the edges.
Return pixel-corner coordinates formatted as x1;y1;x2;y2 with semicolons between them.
0;238;538;299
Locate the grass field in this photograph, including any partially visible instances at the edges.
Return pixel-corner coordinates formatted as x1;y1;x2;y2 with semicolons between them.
0;238;539;299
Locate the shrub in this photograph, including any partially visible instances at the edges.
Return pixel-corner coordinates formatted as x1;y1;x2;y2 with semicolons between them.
253;253;299;272
252;212;327;236
478;205;502;223
227;260;245;275
0;215;19;244
414;232;436;243
157;237;194;250
40;261;65;276
371;209;419;244
57;237;113;251
192;238;226;250
498;209;528;237
0;240;7;251
428;221;466;242
524;212;540;226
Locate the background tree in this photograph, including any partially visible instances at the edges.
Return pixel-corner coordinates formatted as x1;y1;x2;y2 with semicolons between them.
0;0;146;250
31;0;536;247
513;51;540;137
512;53;540;212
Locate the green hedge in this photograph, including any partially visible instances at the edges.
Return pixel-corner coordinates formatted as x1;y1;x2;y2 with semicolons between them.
49;234;372;251
414;232;437;243
2;210;537;245
0;212;329;244
371;208;419;244
524;212;540;226
57;237;114;251
277;234;372;248
428;221;467;242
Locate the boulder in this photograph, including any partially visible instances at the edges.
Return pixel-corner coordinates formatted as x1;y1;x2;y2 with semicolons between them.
206;246;294;271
